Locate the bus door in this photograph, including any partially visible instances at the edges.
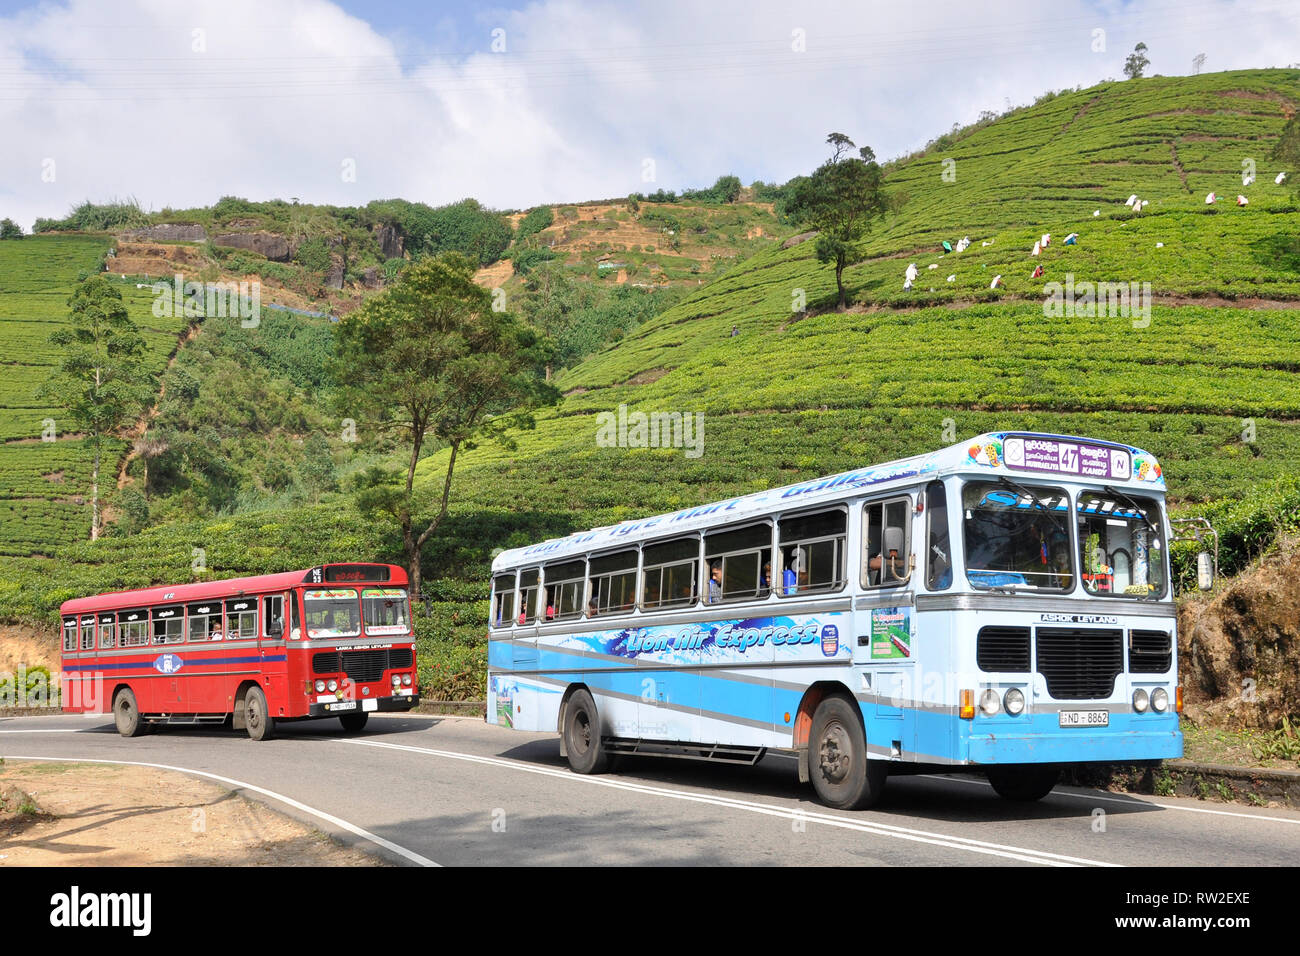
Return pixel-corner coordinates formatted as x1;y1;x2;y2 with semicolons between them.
510;570;542;730
856;496;918;760
261;593;288;711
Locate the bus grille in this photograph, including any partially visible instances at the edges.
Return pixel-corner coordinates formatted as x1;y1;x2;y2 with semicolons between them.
1129;630;1172;673
1035;627;1123;699
976;626;1031;672
313;648;413;683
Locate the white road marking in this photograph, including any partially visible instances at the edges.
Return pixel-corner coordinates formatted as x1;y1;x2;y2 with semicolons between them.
920;774;1300;825
337;738;1117;866
0;754;440;867
0;728;88;733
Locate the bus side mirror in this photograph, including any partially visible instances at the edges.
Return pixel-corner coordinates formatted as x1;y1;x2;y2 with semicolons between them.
1197;552;1214;591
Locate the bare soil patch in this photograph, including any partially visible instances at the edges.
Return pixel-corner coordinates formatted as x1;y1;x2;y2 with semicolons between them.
0;762;387;866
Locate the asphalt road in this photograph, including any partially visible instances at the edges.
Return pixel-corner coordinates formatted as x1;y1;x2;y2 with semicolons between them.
3;712;1298;867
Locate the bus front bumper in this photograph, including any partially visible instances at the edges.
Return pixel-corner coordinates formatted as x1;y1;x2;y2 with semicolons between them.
308;693;420;718
965;713;1182;764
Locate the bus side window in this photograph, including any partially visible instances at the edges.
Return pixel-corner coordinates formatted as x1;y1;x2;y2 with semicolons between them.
518;569;540;625
62;618;77;652
862;498;912;589
491;573;517;627
779;509;847;595
641;537;700;610
289;592;303;639
263;595;284;639
925;481;952;591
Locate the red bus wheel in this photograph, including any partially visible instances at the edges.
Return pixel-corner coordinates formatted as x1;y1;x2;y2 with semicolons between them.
244;686;275;741
339;712;368;732
113;688;145;738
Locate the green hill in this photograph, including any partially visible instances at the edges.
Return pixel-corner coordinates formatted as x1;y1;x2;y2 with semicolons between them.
2;68;1299;701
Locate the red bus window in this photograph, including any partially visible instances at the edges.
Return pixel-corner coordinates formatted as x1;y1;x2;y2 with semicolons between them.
62;618;77;652
187;602;224;641
225;598;258;639
119;610;149;647
79;616;96;650
362;588;410;636
99;614;116;649
152;606;184;645
263;595;285;638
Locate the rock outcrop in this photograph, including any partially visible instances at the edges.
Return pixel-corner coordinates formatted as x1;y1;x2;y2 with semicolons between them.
212;231;292;262
123;223;207;242
373;223;404;260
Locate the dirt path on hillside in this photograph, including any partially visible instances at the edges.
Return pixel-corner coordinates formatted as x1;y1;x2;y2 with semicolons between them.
0;624;58;677
0;762;388;867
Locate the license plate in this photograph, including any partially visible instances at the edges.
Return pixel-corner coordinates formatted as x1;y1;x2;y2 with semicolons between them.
1059;710;1108;727
330;700;357;712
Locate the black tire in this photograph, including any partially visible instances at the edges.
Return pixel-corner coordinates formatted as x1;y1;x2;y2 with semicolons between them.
339;712;369;733
808;695;886;810
986;764;1060;801
113;688;145;738
244;686;275;741
562;689;611;774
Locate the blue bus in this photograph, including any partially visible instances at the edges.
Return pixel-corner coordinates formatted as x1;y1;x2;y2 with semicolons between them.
486;432;1181;809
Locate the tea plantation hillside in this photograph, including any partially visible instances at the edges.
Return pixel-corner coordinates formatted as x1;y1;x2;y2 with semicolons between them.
0;236;187;557
2;69;1299;701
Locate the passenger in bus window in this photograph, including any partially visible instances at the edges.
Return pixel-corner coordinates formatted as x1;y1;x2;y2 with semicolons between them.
211;626;223;641
587;599;598;617
706;563;723;604
760;561;772;591
869;527;907;585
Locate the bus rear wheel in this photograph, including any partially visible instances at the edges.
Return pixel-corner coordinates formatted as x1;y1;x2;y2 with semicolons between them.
244;686;275;741
986;765;1060;801
339;712;368;732
563;689;611;774
113;688;145;738
808;696;886;810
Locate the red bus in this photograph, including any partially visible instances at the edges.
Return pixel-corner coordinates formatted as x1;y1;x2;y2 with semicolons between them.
60;563;420;740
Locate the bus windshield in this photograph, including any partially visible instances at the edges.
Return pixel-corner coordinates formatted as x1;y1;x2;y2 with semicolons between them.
362;587;411;635
962;481;1073;591
1077;492;1167;599
304;588;361;638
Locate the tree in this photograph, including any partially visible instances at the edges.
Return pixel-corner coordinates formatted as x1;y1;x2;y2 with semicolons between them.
1124;42;1150;79
40;276;152;540
786;133;888;309
0;218;22;240
331;253;558;598
1274;115;1300;197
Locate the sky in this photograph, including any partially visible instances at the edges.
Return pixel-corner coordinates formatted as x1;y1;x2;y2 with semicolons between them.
1;0;1297;229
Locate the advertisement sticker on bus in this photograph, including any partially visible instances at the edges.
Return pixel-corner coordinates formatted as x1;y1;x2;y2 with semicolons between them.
870;607;912;660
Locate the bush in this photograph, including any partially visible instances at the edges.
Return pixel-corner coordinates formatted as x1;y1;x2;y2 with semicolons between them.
514;205;554;243
294;237;332;273
31;199;147;233
0;218;22;240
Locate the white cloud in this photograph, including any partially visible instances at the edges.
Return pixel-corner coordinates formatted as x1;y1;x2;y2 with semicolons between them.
1;0;1296;229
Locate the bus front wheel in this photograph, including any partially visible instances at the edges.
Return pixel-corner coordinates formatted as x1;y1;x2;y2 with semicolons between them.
986;765;1060;801
113;688;145;738
563;689;611;774
339;712;369;732
244;686;275;741
808;696;886;810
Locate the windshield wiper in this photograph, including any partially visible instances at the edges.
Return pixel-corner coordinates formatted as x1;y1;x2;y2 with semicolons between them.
997;476;1069;533
1103;485;1158;535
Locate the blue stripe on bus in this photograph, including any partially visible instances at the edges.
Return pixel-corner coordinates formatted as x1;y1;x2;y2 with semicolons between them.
63;655;287;672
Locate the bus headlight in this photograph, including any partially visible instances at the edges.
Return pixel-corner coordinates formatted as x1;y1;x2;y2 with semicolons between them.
979;688;1000;716
392;674;402;687
327;679;338;693
1132;688;1149;713
314;680;325;693
1003;688;1025;716
402;674;412;686
1151;688;1169;713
